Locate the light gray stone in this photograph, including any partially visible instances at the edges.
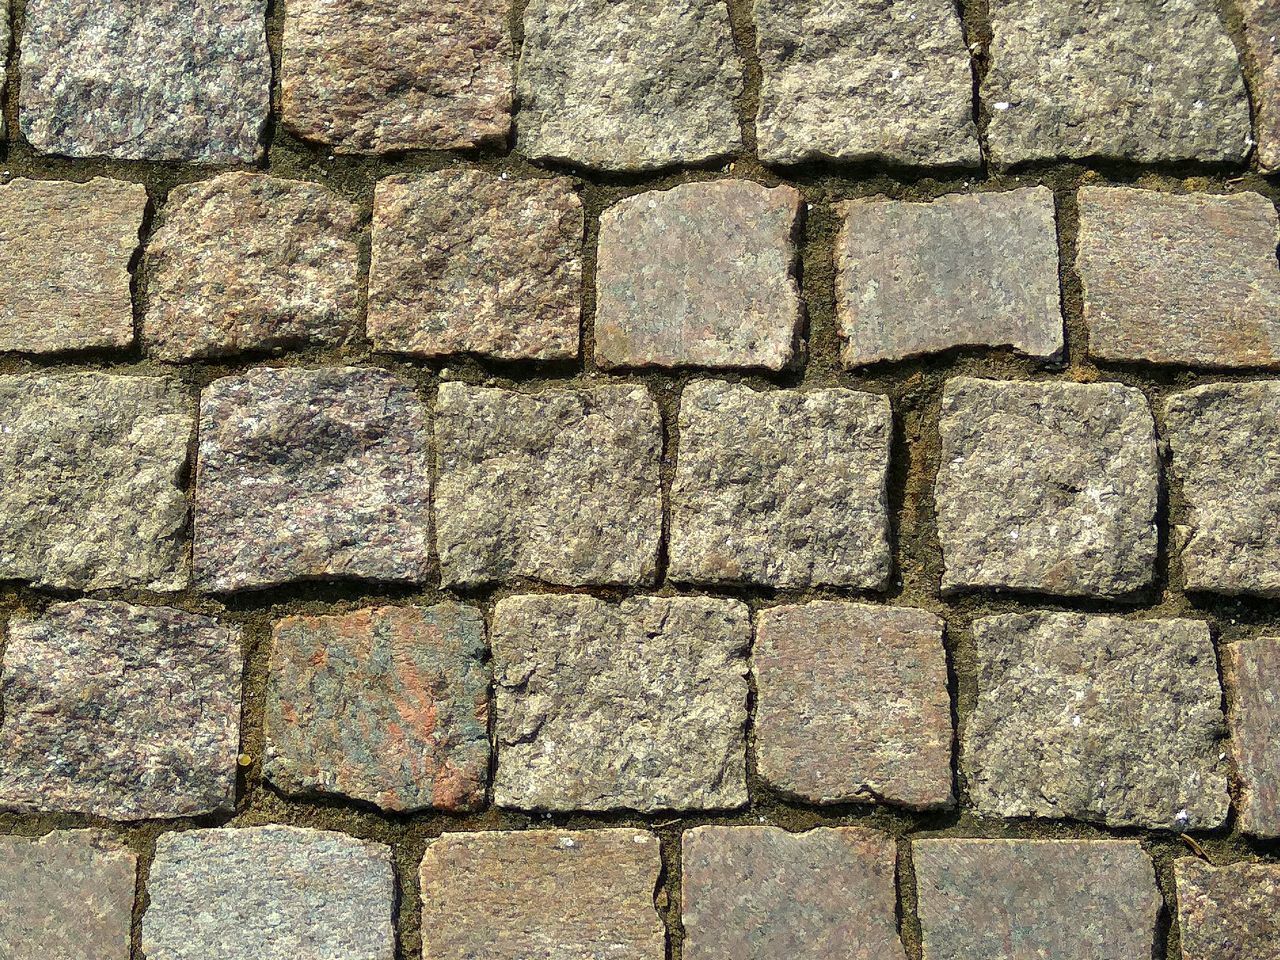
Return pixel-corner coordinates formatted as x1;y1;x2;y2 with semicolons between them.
1174;858;1280;960
1222;638;1280;838
1242;0;1280;172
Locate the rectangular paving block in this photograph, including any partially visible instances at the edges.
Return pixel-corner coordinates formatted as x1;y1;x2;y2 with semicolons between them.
935;377;1158;598
914;839;1160;960
755;602;952;809
963;612;1229;831
143;172;361;361
0;373;191;591
420;829;664;960
670;380;892;589
835;188;1063;366
266;604;489;813
1223;638;1280;838
434;383;661;587
492;594;750;812
281;0;512;153
0;600;242;820
1077;188;1280;368
369;170;582;360
1242;0;1280;172
0;0;7;138
981;0;1250;166
0;177;144;354
143;826;395;960
595;180;803;370
1174;858;1280;960
195;367;432;592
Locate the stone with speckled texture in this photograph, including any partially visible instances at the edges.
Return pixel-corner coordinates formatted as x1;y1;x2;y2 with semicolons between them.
1223;638;1280;838
1174;858;1280;960
1242;0;1280;172
0;1;8;140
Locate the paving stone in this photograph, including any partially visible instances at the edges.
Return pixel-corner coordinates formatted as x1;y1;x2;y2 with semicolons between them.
144;173;361;362
0;373;191;591
0;831;136;960
1077;187;1280;368
195;367;431;593
420;829;664;960
0;600;242;820
434;383;661;588
265;604;489;813
914;839;1160;960
1242;0;1280;172
517;0;742;170
368;170;582;360
492;594;750;812
683;826;903;960
19;0;270;162
143;826;395;960
754;602;951;809
281;0;512;153
755;0;976;167
835;188;1062;366
1222;638;1280;838
963;611;1229;830
0;177;143;354
1166;382;1280;595
981;0;1251;166
0;0;8;139
595;181;803;371
1174;858;1280;960
934;377;1158;598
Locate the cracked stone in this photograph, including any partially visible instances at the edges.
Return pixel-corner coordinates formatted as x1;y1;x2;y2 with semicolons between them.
144;172;362;362
1242;0;1280;172
963;611;1229;830
595;181;803;370
934;377;1158;598
1222;637;1280;838
492;594;750;812
368;170;582;360
1174;858;1280;960
0;600;242;820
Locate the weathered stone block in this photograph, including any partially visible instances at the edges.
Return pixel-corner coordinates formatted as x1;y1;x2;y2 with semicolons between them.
434;383;661;587
683;826;903;960
369;170;582;360
1223;638;1280;837
963;612;1229;830
0;0;8;139
196;367;431;592
492;594;750;812
755;602;951;809
265;604;489;812
1077;188;1280;368
143;826;395;960
0;373;191;591
1174;858;1280;960
835;188;1062;366
420;829;664;960
281;0;512;153
934;377;1158;598
596;181;803;370
1242;0;1280;172
0;600;242;820
144;173;361;361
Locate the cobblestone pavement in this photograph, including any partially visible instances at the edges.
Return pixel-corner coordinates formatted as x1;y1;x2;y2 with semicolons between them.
0;1;1278;959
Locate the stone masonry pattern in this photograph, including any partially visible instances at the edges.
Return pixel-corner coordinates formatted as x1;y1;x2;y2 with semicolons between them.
2;2;1280;960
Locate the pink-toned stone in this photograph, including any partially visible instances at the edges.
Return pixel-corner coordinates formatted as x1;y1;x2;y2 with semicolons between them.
1223;637;1280;837
1239;0;1280;172
1174;858;1280;960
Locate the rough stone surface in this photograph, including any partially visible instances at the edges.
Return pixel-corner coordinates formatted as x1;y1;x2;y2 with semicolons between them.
0;373;191;591
754;602;952;809
265;604;489;813
0;0;7;139
683;826;904;960
1166;382;1280;596
196;367;432;592
143;826;395;960
1243;0;1280;172
595;181;803;370
517;0;742;170
20;0;270;162
981;0;1251;166
492;594;750;812
1174;858;1280;960
0;177;144;354
1222;638;1280;838
144;173;362;361
914;839;1160;960
934;377;1158;598
420;829;664;960
963;612;1229;831
0;600;242;820
835;188;1063;366
434;383;661;588
755;0;977;167
1077;188;1280;368
368;170;582;360
281;0;512;153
